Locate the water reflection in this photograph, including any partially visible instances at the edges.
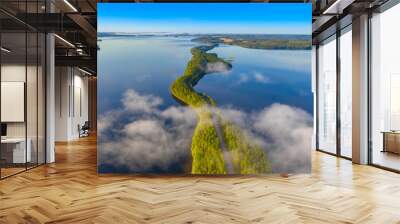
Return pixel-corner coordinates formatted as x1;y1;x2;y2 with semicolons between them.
98;36;312;113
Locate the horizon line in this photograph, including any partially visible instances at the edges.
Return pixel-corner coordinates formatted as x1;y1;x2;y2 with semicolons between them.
98;31;311;35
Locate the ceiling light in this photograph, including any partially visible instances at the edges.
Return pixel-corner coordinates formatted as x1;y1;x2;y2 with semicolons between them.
322;0;341;15
63;0;78;12
78;67;93;76
322;0;355;15
1;47;11;53
76;48;84;55
54;34;75;48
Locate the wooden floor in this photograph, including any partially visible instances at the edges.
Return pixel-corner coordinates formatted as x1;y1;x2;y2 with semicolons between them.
0;136;400;224
1;167;26;178
372;150;400;171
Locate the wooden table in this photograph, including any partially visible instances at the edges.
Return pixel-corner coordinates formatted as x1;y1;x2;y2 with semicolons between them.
1;138;31;164
382;131;400;154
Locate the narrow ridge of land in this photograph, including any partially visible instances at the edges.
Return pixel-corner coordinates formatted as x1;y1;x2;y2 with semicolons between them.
211;112;234;174
170;44;232;174
170;44;271;174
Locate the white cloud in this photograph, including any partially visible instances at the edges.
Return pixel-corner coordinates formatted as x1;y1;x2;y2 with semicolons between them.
253;72;270;83
237;73;249;84
98;110;122;136
235;71;271;85
218;103;312;173
160;106;197;124
214;107;247;127
99;89;312;173
252;104;312;173
205;62;231;74
122;89;163;113
101;119;187;171
99;89;197;172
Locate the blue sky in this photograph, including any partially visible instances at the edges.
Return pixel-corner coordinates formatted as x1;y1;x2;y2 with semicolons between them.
98;3;311;35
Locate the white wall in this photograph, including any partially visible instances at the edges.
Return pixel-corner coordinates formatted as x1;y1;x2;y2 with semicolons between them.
1;63;46;164
0;65;38;138
55;67;70;141
1;82;25;122
72;73;89;138
55;67;89;141
1;65;26;139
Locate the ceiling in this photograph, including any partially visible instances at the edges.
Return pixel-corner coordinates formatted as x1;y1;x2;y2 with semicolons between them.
0;0;97;74
312;0;391;44
2;0;395;73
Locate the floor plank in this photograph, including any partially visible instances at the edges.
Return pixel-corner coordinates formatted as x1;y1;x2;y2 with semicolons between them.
0;135;399;223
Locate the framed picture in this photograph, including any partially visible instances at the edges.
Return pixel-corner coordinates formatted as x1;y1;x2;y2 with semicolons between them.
97;3;312;174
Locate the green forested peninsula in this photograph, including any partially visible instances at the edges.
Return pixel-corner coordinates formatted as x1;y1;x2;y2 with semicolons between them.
171;45;231;174
220;119;271;174
170;44;271;174
192;36;311;50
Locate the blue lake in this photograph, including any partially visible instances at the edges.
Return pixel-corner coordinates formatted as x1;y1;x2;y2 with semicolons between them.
98;36;312;114
98;36;312;174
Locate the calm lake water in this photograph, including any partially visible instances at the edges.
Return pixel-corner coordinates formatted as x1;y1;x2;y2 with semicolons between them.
98;36;312;114
98;36;312;174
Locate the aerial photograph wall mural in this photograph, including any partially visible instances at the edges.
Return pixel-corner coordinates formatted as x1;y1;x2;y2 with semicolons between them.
97;3;313;174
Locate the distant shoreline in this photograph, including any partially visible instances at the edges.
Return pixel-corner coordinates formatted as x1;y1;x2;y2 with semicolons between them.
98;32;311;50
98;32;310;38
